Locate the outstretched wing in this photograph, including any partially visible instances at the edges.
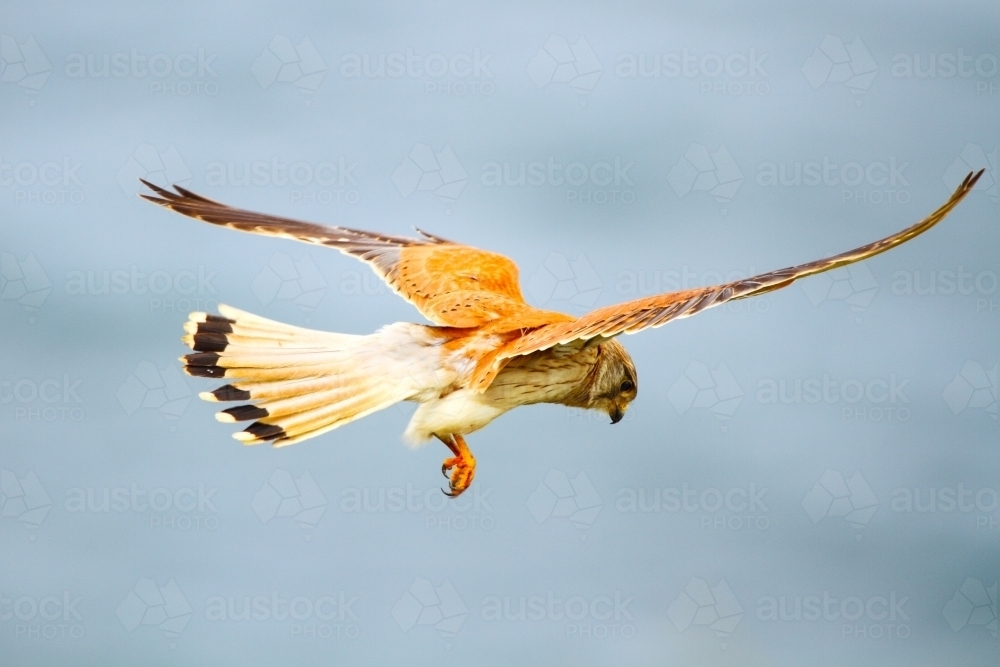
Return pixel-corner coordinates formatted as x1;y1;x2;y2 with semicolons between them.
140;180;569;328
468;169;984;389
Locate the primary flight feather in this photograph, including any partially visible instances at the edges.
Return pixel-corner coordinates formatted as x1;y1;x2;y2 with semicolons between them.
141;169;983;496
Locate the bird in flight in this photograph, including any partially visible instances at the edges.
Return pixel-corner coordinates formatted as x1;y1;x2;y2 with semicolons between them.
141;169;983;496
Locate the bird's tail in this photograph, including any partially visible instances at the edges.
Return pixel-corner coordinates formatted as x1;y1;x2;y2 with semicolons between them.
181;304;444;446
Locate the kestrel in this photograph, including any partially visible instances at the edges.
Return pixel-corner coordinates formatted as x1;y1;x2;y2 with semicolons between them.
141;170;983;496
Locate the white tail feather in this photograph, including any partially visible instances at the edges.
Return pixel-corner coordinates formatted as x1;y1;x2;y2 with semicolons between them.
182;305;448;445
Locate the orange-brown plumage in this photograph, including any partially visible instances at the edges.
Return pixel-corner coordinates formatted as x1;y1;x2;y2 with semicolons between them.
142;169;984;496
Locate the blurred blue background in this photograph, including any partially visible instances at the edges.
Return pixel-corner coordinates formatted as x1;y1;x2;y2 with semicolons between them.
1;1;997;665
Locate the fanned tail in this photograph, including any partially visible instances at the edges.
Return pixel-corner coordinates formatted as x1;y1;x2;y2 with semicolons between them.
181;304;442;446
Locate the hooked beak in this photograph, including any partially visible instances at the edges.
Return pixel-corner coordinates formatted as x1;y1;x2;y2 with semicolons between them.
609;405;624;424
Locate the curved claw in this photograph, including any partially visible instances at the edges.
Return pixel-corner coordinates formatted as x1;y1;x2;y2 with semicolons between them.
441;487;457;497
442;463;451;479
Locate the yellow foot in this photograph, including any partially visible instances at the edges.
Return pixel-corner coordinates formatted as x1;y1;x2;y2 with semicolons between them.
437;434;476;497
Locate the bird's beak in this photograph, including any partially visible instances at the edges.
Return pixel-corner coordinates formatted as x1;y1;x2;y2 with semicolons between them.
609;405;624;424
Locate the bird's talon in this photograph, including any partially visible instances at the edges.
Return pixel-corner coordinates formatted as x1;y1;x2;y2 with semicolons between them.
436;435;475;499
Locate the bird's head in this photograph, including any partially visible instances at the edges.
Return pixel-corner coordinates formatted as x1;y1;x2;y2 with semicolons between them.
587;338;638;425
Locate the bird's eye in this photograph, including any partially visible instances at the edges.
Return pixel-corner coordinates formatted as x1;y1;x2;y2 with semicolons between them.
620;380;634;392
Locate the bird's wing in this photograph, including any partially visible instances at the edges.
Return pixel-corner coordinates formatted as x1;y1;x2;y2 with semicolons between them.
467;170;984;390
140;181;570;328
